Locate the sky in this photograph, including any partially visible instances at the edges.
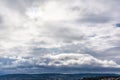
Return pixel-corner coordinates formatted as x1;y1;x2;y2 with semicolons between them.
0;0;120;74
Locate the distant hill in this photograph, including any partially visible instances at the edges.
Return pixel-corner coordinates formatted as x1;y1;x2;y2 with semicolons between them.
81;76;120;80
0;73;119;80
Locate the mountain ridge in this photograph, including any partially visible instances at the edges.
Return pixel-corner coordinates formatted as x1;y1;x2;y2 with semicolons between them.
0;73;119;80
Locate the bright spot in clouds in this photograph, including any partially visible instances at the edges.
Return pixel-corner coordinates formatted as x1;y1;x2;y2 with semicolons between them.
26;1;78;21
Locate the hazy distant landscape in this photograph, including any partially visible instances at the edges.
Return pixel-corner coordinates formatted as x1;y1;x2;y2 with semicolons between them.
0;73;119;80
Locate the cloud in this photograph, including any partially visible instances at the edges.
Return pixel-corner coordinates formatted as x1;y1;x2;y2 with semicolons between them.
116;23;120;27
42;53;119;68
0;0;120;73
1;53;119;69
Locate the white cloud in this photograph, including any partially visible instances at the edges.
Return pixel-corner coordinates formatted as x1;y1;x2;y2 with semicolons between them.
42;53;119;68
1;53;119;69
26;0;78;22
0;0;120;73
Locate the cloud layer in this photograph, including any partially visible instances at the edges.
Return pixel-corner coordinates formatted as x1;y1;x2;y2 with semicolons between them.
0;0;120;73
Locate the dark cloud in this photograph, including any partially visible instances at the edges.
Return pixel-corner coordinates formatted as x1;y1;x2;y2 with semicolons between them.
116;23;120;27
0;57;16;68
45;25;85;43
30;44;97;56
3;0;43;14
78;14;111;23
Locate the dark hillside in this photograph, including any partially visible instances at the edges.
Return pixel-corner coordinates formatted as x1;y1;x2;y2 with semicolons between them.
0;73;119;80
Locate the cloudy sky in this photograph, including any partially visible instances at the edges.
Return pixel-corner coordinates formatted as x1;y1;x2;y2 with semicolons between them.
0;0;120;74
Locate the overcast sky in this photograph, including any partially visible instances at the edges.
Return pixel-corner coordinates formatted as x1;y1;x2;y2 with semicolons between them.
0;0;120;74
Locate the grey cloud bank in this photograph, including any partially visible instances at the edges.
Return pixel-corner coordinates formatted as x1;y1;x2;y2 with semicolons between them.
0;0;120;74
